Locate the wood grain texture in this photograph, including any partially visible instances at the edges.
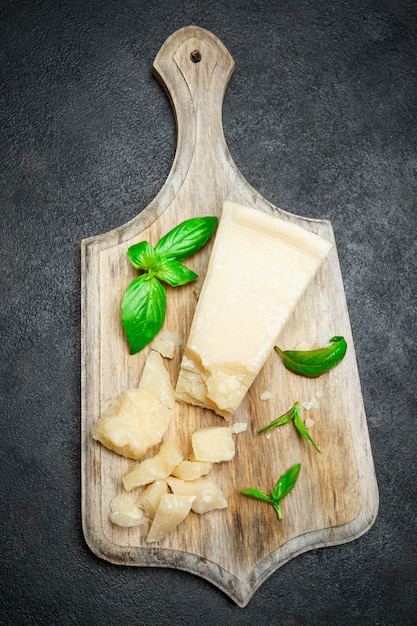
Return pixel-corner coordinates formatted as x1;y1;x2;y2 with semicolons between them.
81;26;378;607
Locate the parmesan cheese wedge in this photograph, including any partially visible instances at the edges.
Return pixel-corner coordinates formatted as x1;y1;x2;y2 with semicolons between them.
175;201;333;419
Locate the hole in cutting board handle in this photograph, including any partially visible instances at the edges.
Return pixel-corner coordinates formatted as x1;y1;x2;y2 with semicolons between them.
190;49;202;63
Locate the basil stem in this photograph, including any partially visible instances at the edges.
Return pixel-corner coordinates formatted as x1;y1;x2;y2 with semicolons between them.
275;336;347;377
242;463;301;520
258;402;320;453
258;405;296;433
293;404;321;453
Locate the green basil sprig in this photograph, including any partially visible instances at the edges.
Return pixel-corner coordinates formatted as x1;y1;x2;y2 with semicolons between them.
275;336;347;377
258;402;320;453
122;216;218;354
242;463;301;520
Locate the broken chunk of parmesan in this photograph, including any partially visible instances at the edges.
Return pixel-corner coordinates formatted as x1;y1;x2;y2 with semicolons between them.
109;493;145;527
231;422;248;434
122;441;184;491
167;476;227;514
136;479;169;519
138;350;175;408
91;388;171;460
91;349;175;459
171;460;212;481
146;494;195;543
192;426;236;463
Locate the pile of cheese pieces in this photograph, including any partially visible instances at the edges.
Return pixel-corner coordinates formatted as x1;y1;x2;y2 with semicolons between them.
92;332;247;543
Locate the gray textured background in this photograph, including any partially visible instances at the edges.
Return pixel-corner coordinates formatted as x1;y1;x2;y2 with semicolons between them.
1;1;416;624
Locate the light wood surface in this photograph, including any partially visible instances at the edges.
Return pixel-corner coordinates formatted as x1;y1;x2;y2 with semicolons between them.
81;26;378;607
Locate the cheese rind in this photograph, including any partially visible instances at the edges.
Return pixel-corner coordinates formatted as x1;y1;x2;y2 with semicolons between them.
175;201;333;418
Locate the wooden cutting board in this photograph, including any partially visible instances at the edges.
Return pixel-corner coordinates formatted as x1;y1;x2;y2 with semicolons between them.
81;26;378;607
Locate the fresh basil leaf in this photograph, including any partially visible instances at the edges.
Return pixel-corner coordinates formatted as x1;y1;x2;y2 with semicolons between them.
127;241;159;271
272;463;301;503
154;257;198;287
121;274;166;355
258;404;297;434
154;216;218;261
121;216;217;355
241;488;273;504
242;464;301;521
275;336;347;377
293;403;321;453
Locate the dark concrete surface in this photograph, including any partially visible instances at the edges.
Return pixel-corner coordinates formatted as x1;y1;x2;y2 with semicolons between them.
1;1;416;624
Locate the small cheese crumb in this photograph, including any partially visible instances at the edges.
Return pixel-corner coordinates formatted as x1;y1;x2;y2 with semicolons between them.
301;398;318;411
136;479;169;519
231;422;247;434
315;389;323;398
301;400;314;410
146;494;195;543
304;417;315;429
259;391;271;401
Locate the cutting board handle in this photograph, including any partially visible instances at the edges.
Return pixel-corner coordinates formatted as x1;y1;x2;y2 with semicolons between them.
153;26;235;175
